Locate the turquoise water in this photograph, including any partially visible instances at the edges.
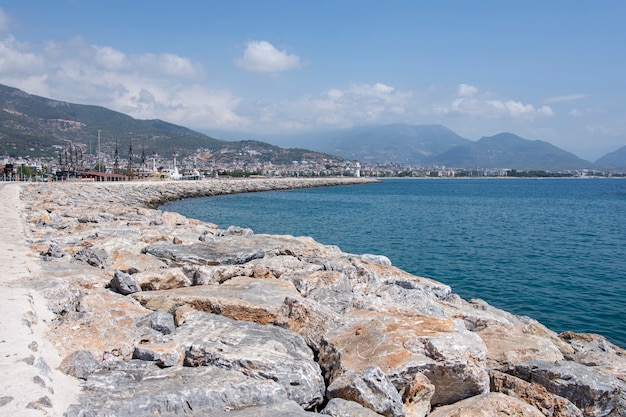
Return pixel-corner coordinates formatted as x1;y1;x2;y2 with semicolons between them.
161;178;626;348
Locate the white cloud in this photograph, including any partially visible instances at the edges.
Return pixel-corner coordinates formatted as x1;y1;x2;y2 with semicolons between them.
93;46;127;70
137;53;200;78
545;94;588;103
434;85;555;119
236;40;302;73
458;83;478;97
0;36;246;131
569;106;604;117
0;36;44;74
238;82;414;132
538;105;555;117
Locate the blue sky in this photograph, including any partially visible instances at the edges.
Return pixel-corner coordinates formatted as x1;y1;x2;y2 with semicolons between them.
0;1;625;160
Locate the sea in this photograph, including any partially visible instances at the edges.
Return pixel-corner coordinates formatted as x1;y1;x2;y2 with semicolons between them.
160;178;626;348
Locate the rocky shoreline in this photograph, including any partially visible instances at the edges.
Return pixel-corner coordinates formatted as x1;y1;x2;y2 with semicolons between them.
6;177;626;416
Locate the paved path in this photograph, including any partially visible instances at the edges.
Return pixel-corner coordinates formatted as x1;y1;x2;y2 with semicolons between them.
0;183;79;416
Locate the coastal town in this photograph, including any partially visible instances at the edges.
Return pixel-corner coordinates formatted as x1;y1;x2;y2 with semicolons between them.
1;145;623;182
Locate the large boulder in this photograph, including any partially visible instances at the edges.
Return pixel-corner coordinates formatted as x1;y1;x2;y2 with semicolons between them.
109;270;141;295
327;366;404;417
428;392;545;417
133;276;303;324
142;241;265;266
64;360;290;417
490;370;583;417
160;311;325;409
318;308;489;407
511;360;626;416
559;332;626;381
321;398;384;416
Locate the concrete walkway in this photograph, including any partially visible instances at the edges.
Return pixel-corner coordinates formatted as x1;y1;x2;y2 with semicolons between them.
0;183;79;416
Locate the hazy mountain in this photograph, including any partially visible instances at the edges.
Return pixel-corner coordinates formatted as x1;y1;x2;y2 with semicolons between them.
595;145;626;169
322;124;471;164
429;132;593;170
265;124;593;170
0;84;341;165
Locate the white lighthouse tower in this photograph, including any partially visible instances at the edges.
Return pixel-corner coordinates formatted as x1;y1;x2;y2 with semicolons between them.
354;162;361;177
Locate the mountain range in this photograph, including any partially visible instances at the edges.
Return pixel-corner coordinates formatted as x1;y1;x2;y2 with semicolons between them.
1;83;625;170
0;84;339;166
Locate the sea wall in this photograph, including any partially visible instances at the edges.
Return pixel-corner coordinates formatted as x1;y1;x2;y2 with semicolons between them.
14;178;626;416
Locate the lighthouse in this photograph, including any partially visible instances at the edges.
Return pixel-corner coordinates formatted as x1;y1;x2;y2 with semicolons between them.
354;162;361;177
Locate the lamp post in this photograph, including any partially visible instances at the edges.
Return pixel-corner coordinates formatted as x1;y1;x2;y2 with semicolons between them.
97;129;101;172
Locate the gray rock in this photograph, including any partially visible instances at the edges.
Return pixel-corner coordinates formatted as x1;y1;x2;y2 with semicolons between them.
400;373;435;417
211;400;316;416
428;392;545;417
133;343;182;368
179;311;325;409
512;360;625;416
61;350;101;380
41;241;64;259
26;396;52;410
559;331;626;376
490;370;583;417
64;361;289;417
74;248;109;268
136;311;176;335
134;276;303;325
327;366;404;417
321;398;384;416
109;270;141;295
360;254;392;266
142;242;265;266
218;225;254;237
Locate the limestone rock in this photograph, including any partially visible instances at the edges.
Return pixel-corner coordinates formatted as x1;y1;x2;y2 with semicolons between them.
158;211;189;225
64;361;290;417
321;397;385;416
73;248;110;268
326;366;404;417
134;276;303;325
211;400;316;416
136;311;176;335
401;373;435;417
490;370;583;417
133;341;183;367
109;269;141;295
40;241;65;259
360;253;392;266
428;392;545;417
142;241;265;266
219;225;254;237
60;350;101;380
559;331;626;381
110;249;166;274
135;267;192;291
175;311;325;409
477;325;564;369
511;360;626;416
184;264;249;285
319;309;489;407
46;285;152;360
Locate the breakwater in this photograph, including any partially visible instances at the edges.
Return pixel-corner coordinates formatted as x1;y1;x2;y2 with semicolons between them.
13;178;626;416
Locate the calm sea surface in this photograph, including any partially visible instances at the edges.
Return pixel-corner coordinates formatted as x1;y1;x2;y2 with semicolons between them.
161;178;626;348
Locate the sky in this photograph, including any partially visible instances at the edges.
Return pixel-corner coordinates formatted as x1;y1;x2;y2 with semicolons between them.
0;1;625;160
